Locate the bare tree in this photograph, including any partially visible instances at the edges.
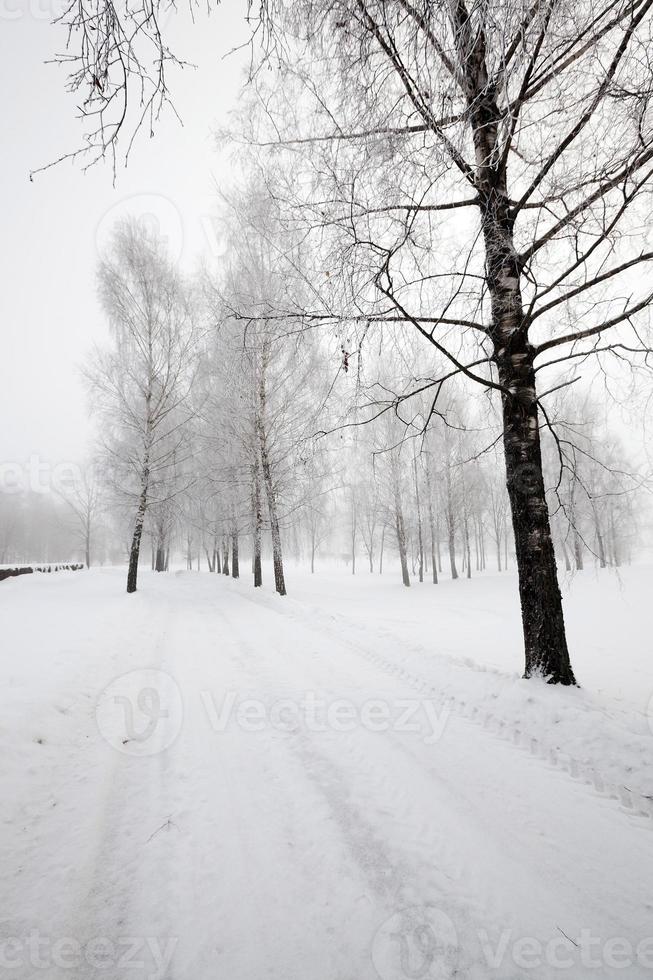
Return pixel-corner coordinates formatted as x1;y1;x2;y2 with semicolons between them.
424;445;439;585
53;1;653;682
358;455;381;573
36;0;204;176
386;441;411;588
239;0;653;683
56;463;102;568
89;219;197;593
412;453;425;582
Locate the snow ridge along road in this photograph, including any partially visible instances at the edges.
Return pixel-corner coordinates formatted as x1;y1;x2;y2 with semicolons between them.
2;567;653;979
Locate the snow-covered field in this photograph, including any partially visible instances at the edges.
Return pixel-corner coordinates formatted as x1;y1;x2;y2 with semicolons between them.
2;564;653;979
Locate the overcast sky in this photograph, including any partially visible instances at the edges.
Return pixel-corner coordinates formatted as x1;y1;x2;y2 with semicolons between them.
0;1;250;467
2;4;649;485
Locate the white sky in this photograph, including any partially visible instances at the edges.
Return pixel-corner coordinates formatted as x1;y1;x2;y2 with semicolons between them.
0;1;251;467
1;5;649;479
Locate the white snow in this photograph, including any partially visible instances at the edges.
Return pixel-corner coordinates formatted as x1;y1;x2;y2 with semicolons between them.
2;564;653;979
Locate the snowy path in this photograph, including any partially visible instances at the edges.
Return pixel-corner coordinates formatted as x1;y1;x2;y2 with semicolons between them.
3;570;653;979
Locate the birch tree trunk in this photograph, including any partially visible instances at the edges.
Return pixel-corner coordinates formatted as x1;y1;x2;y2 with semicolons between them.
253;461;263;587
231;526;239;579
592;503;607;569
463;509;472;580
609;507;621;568
497;364;576;683
156;534;166;572
85;518;91;569
427;494;438;586
413;456;424;583
256;340;286;596
456;20;577;685
391;455;410;587
445;461;458;581
460;465;472;580
494;514;503;572
126;452;149;594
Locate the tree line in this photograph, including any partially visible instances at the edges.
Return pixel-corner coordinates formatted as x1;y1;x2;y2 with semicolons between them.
35;0;653;685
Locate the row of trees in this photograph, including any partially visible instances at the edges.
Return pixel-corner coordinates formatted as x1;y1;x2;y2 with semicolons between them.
2;394;634;576
85;211;639;605
0;486;106;567
48;0;653;684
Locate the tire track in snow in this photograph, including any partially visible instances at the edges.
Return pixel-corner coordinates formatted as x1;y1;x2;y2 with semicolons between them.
29;573;653;980
212;592;527;979
227;580;653;822
212;582;653;979
53;587;183;980
150;582;389;980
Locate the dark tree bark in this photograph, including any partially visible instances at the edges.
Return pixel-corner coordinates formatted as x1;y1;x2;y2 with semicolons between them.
155;537;166;572
497;367;576;684
573;527;584;572
395;509;410;587
461;475;472;580
493;511;503;572
413;456;424;583
126;458;149;594
256;341;286;596
391;456;410;588
592;503;607;569
253;461;263;587
454;17;577;685
231;526;240;579
477;167;576;681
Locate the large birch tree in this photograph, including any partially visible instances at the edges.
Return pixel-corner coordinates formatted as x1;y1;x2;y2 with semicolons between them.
239;0;653;684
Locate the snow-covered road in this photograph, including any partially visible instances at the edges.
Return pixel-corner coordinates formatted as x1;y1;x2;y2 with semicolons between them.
3;569;653;979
